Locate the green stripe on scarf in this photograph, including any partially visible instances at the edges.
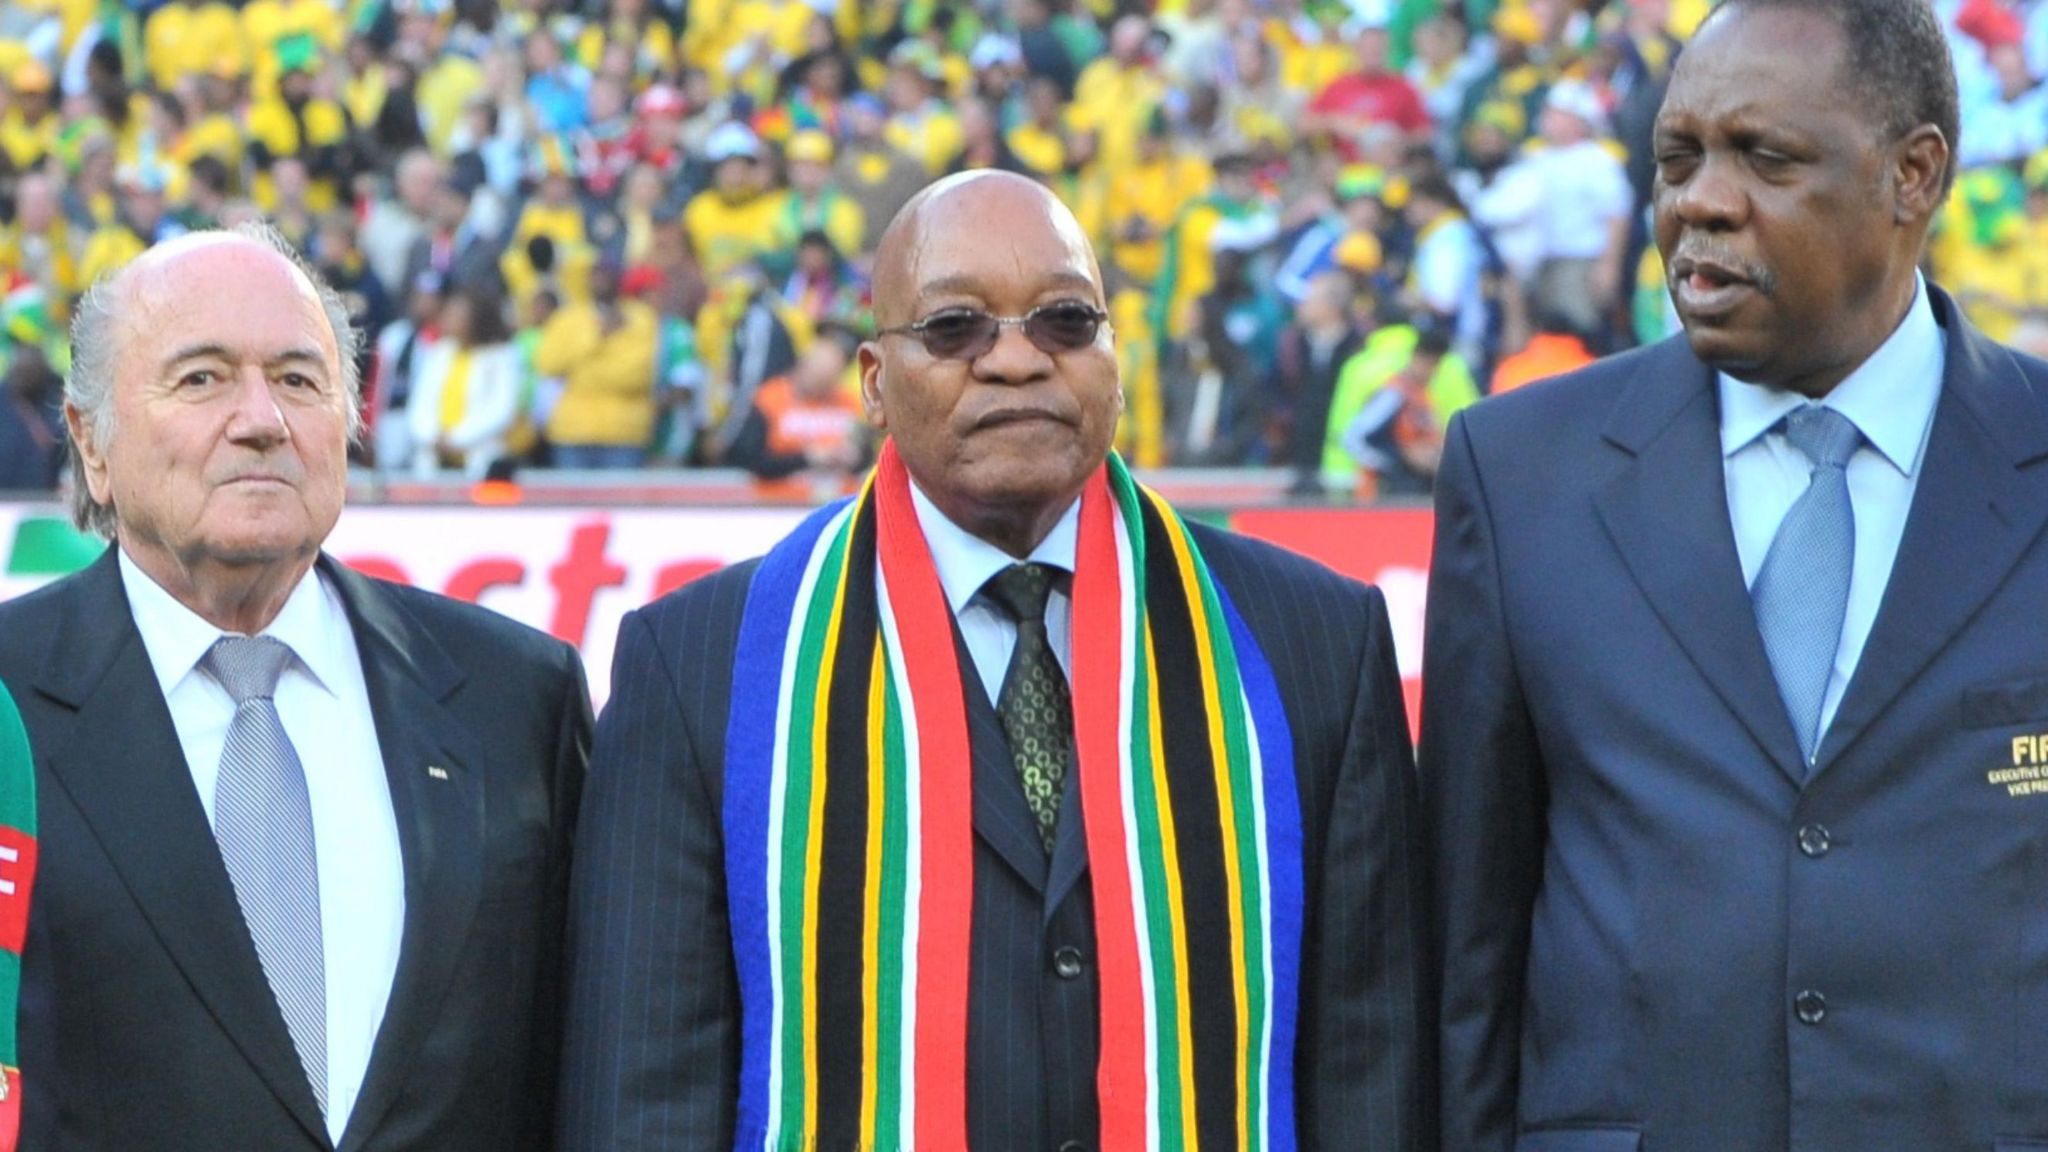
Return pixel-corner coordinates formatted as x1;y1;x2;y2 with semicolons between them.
726;444;1303;1150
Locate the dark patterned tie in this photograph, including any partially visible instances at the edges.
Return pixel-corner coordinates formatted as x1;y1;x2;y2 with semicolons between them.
984;563;1071;854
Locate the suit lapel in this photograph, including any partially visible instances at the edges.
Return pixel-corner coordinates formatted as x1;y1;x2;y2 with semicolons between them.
321;561;485;1152
1817;297;2048;773
34;550;331;1146
959;629;1050;895
1592;339;1809;784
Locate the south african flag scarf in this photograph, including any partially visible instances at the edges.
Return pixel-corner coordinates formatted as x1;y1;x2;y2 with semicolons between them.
724;442;1304;1150
0;683;36;1151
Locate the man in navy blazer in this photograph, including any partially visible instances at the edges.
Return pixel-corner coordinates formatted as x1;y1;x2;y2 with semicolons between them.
1424;1;2048;1149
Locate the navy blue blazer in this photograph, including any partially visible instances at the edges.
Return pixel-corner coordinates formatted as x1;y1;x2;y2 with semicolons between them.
558;518;1434;1151
1423;286;2048;1152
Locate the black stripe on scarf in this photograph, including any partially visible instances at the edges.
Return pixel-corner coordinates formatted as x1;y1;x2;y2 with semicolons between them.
814;499;879;1142
1140;501;1241;1148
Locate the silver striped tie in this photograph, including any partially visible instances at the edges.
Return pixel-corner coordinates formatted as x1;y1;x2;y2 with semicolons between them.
203;635;327;1114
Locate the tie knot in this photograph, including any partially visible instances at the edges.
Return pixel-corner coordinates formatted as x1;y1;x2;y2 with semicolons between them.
983;562;1060;625
1784;405;1862;470
202;635;296;703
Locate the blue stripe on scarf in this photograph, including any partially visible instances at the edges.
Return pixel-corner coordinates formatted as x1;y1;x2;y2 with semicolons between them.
725;497;853;1149
1217;580;1303;1152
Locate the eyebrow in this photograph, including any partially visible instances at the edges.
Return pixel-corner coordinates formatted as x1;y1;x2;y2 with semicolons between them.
164;344;330;372
916;269;1099;298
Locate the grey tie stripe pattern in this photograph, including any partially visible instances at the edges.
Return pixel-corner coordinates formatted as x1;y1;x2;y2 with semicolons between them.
1750;404;1862;771
202;635;328;1114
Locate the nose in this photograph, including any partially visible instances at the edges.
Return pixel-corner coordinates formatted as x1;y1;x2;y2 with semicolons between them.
970;317;1054;386
1663;153;1749;233
224;365;289;446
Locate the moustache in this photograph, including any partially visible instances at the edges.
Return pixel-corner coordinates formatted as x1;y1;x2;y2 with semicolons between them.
1669;244;1779;296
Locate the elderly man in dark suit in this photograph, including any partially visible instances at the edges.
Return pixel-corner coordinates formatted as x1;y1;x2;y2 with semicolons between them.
1424;1;2048;1149
560;170;1432;1152
0;224;589;1151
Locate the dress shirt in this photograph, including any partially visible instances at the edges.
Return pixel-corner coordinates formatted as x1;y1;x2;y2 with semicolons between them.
120;551;405;1143
909;482;1079;706
1720;275;1945;740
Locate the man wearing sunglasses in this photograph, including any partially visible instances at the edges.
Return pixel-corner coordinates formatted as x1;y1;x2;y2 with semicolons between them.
561;170;1432;1151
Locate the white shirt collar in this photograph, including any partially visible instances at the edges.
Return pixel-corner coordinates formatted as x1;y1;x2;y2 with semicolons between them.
908;480;1081;616
1718;273;1945;476
119;549;348;700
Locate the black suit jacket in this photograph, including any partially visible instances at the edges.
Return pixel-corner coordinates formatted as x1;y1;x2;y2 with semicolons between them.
559;518;1433;1151
0;549;591;1152
1424;287;2048;1151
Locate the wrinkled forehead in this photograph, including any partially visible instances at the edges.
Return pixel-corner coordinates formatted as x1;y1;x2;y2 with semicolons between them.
900;184;1104;306
117;237;338;359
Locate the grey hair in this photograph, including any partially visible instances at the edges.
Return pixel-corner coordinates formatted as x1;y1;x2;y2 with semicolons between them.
66;220;365;538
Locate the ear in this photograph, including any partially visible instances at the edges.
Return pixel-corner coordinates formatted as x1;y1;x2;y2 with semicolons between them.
1892;123;1949;225
64;402;114;506
857;340;887;429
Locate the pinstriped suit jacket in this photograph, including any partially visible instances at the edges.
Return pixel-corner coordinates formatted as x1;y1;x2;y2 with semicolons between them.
559;519;1433;1151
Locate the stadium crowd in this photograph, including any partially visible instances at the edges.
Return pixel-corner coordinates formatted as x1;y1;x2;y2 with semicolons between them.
0;0;2045;498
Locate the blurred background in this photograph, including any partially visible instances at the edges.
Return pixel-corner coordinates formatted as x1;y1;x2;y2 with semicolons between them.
0;0;2040;717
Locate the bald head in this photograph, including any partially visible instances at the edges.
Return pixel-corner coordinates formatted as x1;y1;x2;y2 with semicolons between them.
871;171;1104;328
858;170;1121;559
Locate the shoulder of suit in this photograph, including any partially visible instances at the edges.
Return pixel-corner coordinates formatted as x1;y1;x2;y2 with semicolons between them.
0;566;81;683
347;569;579;670
1184;519;1376;611
1457;335;1689;452
627;554;765;633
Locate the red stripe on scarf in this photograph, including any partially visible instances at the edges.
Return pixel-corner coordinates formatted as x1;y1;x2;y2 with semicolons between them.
1072;466;1148;1149
873;446;974;1148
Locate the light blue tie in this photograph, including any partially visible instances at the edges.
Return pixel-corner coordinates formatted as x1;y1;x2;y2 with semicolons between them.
1751;405;1862;771
203;635;327;1114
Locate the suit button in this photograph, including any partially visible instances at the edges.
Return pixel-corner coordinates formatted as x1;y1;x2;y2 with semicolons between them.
1058;1142;1087;1152
1795;989;1827;1025
1053;945;1085;980
1797;824;1832;857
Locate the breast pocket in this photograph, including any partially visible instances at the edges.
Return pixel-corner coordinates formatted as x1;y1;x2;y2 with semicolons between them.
1515;1129;1642;1152
1963;675;2048;729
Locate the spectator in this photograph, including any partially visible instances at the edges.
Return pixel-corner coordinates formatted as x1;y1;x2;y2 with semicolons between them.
0;332;62;492
535;258;660;469
1105;110;1212;293
881;42;964;175
1071;15;1169;177
246;41;351;214
1959;39;2048;168
766;130;863;271
1277;270;1369;492
1013;0;1079;97
1488;303;1596;394
1472;77;1632;346
360;148;439;293
683;121;779;281
313;210;391;388
405;167;500;295
834;92;929;255
1400;168;1492;371
407;282;524;477
1;62;58;173
780;228;864;329
370;271;445;470
1330;321;1479;497
1305;15;1432;160
723;321;866;481
1408;12;1488;161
